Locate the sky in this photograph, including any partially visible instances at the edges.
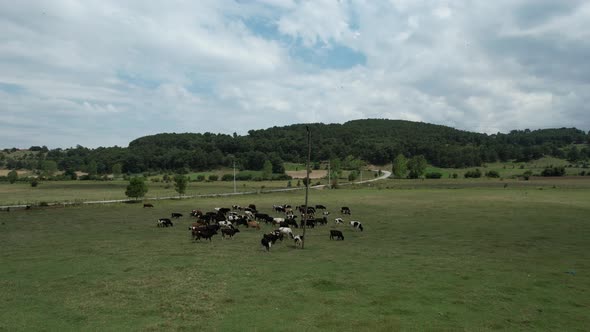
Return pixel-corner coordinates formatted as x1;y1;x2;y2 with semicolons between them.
1;0;589;149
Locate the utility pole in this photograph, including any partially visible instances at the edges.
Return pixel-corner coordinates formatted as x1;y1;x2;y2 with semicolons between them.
233;161;236;193
328;160;331;189
302;126;311;249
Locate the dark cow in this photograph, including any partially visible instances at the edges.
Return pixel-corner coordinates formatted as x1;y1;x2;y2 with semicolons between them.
330;230;344;240
315;204;327;210
157;218;173;227
263;231;281;244
143;203;154;208
194;229;218;242
261;237;272;251
300;218;316;228
341;206;351;215
317;217;328;225
190;210;203;217
350;221;364;231
221;228;240;239
255;213;269;221
171;212;183;219
248;204;257;211
285;218;299;228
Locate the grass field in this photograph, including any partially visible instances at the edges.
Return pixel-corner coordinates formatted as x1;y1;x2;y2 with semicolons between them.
1;181;589;330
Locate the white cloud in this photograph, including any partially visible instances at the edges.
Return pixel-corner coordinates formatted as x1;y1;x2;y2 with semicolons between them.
0;0;588;148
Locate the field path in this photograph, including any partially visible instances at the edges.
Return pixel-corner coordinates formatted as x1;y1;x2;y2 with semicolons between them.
0;169;391;209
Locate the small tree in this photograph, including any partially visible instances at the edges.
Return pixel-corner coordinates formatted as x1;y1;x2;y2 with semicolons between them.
407;155;427;179
125;177;148;200
174;174;188;197
112;163;123;178
392;154;407;179
262;160;273;180
7;170;18;184
41;160;58;177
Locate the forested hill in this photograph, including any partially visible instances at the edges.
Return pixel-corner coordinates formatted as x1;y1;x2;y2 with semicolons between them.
3;119;589;174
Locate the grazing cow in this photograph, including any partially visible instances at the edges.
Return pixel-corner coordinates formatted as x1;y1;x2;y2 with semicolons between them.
190;210;203;217
334;218;344;225
315;204;326;210
254;213;269;221
143;203;154;208
234;216;249;227
278;227;294;239
263;231;281;244
272;218;285;226
218;220;233;228
261;237;272;251
273;205;285;213
244;210;254;219
341;207;351;215
293;235;304;248
300;218;316;228
248;204;257;211
350;221;364;231
285;218;299;228
322;211;330;216
195;229;217;242
232;205;241;210
330;230;344;240
247;221;261;230
157;218;173;227
171;212;183;219
221;228;240;239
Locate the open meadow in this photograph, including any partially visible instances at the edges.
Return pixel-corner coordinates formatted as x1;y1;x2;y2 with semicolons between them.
1;179;589;330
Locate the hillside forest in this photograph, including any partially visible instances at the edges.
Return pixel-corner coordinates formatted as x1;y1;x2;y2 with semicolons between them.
1;119;589;179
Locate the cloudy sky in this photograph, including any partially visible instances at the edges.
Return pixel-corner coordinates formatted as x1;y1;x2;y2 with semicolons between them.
1;0;589;148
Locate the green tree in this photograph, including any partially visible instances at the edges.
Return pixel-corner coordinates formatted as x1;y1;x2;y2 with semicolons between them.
111;163;123;178
41;160;58;176
262;160;273;180
86;161;98;176
7;170;18;184
174;174;188;197
392;154;407;178
407;155;427;179
125;177;148;200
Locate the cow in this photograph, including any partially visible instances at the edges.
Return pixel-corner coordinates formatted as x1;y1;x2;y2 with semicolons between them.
143;203;154;208
315;204;327;210
218;220;233;228
254;213;269;221
300;218;316;228
171;212;183;219
350;221;364;231
233;216;249;227
248;204;257;211
322;211;330;216
330;230;344;240
334;218;344;225
278;227;294;239
194;229;217;242
221;228;240;239
247;221;261;230
294;235;304;248
190;210;203;217
272;218;285;226
157;218;173;227
263;231;281;244
341;207;351;215
261;237;272;251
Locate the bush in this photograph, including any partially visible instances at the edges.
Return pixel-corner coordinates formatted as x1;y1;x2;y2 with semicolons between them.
523;170;533;180
39;202;49;207
208;175;219;181
221;174;234;181
485;170;500;178
452;173;458;179
464;169;482;178
541;167;565;177
196;175;206;182
425;172;442;179
272;174;292;181
31;179;39;187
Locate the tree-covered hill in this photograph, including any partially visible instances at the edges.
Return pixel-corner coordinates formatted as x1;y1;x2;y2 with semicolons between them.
1;119;589;175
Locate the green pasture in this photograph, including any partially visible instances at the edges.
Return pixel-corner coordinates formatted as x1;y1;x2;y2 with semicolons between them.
1;184;589;331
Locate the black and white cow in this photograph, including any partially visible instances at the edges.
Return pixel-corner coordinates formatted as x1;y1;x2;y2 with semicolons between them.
330;230;344;240
157;218;173;227
334;218;344;225
341;207;351;215
350;220;363;231
293;235;304;247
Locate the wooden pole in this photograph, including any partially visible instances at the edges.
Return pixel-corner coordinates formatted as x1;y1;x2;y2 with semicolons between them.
302;126;311;249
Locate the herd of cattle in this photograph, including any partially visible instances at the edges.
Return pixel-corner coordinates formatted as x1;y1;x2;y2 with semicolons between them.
148;203;364;251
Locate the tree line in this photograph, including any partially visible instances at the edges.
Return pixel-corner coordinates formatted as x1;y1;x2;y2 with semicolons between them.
1;119;589;176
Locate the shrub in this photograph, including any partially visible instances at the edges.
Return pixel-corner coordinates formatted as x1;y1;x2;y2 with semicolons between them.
221;174;234;181
272;174;292;181
541;167;565;177
523;170;533;180
39;202;49;207
235;173;252;181
31;179;39;187
464;169;482;178
452;173;458;179
425;172;442;179
208;175;219;181
196;175;206;182
485;170;500;178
